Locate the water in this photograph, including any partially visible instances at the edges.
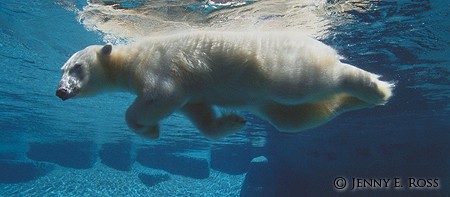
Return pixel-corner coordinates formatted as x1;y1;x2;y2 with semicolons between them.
0;0;449;196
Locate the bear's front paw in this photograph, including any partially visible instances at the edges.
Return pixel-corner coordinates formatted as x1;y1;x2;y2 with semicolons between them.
200;114;246;140
217;114;247;131
140;125;160;139
127;120;160;139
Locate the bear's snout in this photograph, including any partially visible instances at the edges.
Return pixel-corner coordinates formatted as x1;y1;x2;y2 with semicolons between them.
56;88;69;101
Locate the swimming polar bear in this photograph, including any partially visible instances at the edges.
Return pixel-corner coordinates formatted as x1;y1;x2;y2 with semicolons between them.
56;31;394;139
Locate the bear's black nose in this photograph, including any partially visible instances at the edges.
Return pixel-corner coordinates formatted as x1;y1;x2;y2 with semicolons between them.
56;88;69;101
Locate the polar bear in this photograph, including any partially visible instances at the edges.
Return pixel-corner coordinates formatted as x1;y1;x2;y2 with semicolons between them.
56;31;394;139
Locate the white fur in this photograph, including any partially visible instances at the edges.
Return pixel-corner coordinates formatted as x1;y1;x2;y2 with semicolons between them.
58;31;394;139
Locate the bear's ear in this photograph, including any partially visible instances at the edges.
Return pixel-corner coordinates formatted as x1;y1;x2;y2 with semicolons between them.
99;44;112;56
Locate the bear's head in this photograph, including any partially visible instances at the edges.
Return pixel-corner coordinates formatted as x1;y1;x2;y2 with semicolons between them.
56;44;112;100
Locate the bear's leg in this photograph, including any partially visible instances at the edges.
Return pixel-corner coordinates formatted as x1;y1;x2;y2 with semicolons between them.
181;103;246;140
126;96;184;139
340;63;394;105
127;123;160;139
256;94;371;132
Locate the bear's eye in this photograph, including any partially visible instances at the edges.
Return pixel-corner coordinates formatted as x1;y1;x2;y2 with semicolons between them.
73;63;82;70
69;63;84;79
71;63;83;73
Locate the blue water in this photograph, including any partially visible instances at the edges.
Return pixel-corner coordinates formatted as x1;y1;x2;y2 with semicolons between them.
0;0;449;196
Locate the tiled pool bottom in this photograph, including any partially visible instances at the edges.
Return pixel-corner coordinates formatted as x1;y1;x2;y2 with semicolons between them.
0;162;245;196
